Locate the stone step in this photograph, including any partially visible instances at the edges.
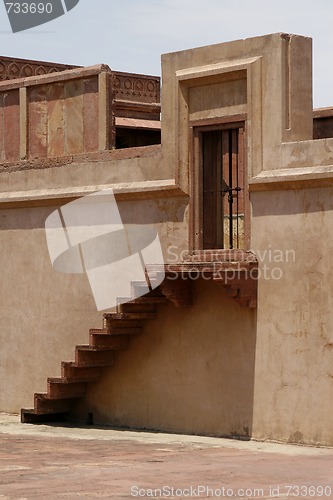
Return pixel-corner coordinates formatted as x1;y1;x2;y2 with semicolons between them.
34;393;73;414
102;316;144;329
61;362;102;381
104;312;157;321
89;332;130;349
117;296;168;306
75;346;115;367
47;378;87;399
116;299;157;314
90;327;142;337
21;409;68;424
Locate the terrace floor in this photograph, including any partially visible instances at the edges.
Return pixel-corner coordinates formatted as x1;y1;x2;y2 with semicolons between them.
0;413;332;499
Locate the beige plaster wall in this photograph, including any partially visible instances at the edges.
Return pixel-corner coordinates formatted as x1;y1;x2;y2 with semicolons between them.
0;147;166;194
117;197;188;263
189;77;247;122
251;187;333;446
0;194;188;413
75;278;256;437
0;205;101;412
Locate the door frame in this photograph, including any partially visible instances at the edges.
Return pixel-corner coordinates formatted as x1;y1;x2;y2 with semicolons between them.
189;116;250;252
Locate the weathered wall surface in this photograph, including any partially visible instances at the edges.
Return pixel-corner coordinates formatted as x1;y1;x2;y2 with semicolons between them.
188;77;247;122
0;69;108;163
0;147;166;194
0;192;187;413
75;278;256;437
251;187;333;446
0;205;101;412
28;77;99;158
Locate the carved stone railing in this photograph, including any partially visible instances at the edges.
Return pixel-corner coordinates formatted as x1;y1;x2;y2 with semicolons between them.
114;71;161;121
114;71;160;103
0;55;78;81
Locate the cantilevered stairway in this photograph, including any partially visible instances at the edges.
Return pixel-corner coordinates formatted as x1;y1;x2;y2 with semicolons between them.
21;282;169;424
21;255;258;424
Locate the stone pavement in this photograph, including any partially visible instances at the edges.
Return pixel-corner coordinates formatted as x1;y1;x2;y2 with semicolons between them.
0;414;332;499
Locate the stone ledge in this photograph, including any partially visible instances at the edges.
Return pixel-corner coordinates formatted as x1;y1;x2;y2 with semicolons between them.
249;165;333;191
149;260;258;274
0;180;186;207
0;145;162;174
176;56;260;82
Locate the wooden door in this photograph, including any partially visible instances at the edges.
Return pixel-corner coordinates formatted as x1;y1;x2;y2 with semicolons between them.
201;126;245;249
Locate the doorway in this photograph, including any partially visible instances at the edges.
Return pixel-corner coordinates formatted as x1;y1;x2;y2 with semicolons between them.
192;123;247;250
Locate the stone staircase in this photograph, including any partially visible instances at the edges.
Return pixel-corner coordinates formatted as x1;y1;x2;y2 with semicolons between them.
21;257;258;425
21;282;169;424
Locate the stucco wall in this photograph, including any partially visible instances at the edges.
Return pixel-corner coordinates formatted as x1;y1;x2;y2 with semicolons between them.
0;204;102;412
75;278;256;438
0;193;188;413
251;187;333;446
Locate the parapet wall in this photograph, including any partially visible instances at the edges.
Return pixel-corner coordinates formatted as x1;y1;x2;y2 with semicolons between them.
0;62;161;163
0;65;114;162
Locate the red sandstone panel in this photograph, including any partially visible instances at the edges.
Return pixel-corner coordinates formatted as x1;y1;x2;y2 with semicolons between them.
47;83;65;157
83;77;98;152
29;85;48;159
3;90;20;161
64;80;84;155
